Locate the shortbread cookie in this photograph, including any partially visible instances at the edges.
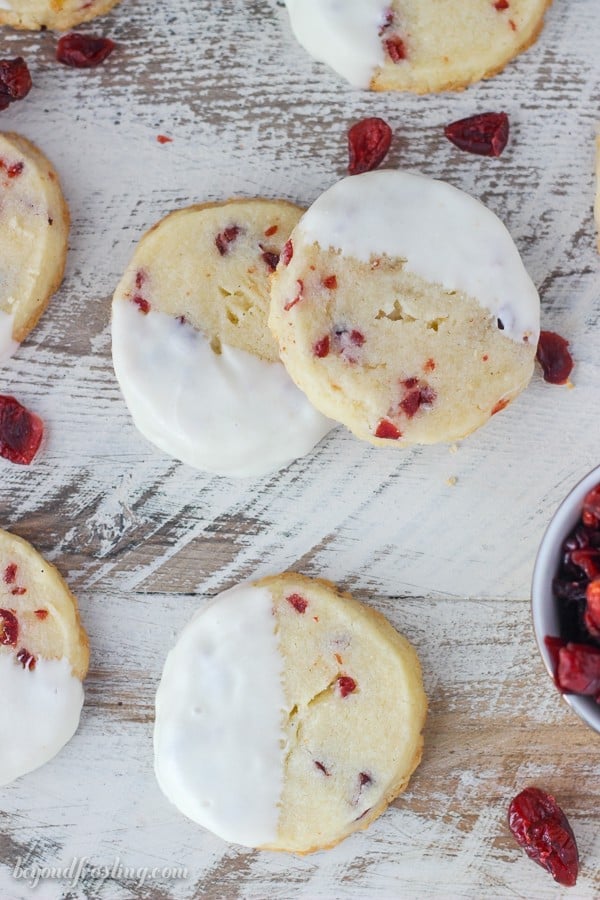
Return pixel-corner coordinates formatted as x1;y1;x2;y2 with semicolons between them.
269;170;540;447
154;573;427;853
0;529;89;785
0;0;120;31
285;0;551;92
112;199;333;478
0;132;70;363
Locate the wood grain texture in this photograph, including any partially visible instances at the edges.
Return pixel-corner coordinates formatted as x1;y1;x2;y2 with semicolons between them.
0;0;599;896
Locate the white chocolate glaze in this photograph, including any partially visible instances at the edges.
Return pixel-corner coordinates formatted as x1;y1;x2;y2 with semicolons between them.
298;170;540;344
0;653;84;786
285;0;389;88
154;584;286;848
111;300;333;478
0;309;18;362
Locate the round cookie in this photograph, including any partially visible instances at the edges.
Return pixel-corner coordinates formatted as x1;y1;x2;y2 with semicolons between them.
0;529;89;785
154;573;427;853
268;170;540;447
112;199;333;478
0;132;70;363
285;0;551;92
0;0;120;31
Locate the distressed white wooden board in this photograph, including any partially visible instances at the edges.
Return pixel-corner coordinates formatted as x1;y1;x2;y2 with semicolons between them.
0;0;599;896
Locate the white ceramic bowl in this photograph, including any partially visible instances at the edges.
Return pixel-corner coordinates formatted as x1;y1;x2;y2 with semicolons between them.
531;463;600;732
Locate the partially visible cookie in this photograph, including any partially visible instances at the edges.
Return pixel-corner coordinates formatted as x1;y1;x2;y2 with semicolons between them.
112;199;333;478
285;0;551;92
154;573;427;853
269;170;540;447
0;0;120;31
0;529;89;785
595;135;600;253
0;132;70;363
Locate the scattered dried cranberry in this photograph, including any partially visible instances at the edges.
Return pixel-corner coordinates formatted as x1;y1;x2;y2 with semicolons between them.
34;609;48;620
322;275;337;290
56;33;115;68
444;112;509;157
313;335;330;358
215;225;241;256
348;117;392;176
132;295;150;314
3;563;17;585
536;330;573;384
281;240;293;266
0;609;18;646
264;225;278;237
399;378;436;418
16;648;36;670
156;134;172;144
261;250;279;273
337;675;357;697
314;760;330;776
375;419;401;440
384;36;406;63
287;593;308;614
494;0;510;9
0;58;32;107
283;280;304;312
11;586;26;596
508;787;578;887
0;395;44;465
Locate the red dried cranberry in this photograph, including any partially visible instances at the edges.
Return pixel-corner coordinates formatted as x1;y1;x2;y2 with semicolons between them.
11;587;26;595
536;331;573;384
491;397;510;416
444;112;509;157
281;240;293;266
16;648;36;670
284;280;304;312
34;609;49;620
215;225;241;256
135;269;146;290
375;419;401;440
0;395;44;465
3;563;17;585
264;225;278;237
359;772;372;787
56;33;115;68
570;549;600;581
384;37;406;63
261;250;280;273
337;675;357;697
287;593;308;614
508;787;578;887
313;336;330;359
378;8;394;34
424;358;436;372
322;275;337;290
0;58;32;106
132;295;150;314
400;379;436;418
584;486;600;520
494;0;510;8
556;643;600;696
348;117;392;176
0;609;18;646
156;134;172;144
314;760;330;776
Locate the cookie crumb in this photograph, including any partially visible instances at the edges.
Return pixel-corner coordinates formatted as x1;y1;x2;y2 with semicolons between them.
447;475;458;486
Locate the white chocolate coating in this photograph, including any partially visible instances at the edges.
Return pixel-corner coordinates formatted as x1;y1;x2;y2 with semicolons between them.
111;300;333;478
298;170;540;344
285;0;388;88
0;653;84;786
0;309;18;362
154;584;286;847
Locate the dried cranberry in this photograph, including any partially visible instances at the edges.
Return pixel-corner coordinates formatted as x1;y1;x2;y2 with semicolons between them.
584;486;600;520
313;336;330;358
375;419;401;440
215;225;241;256
379;8;394;34
264;225;278;237
0;58;32;106
314;760;330;776
281;240;293;266
56;33;115;68
287;593;308;614
156;134;172;144
11;587;26;596
400;379;436;418
384;37;406;63
283;280;303;312
494;0;510;8
16;648;36;670
3;563;17;585
508;787;578;887
557;642;600;696
570;549;600;580
34;609;48;620
337;675;357;697
0;609;18;646
536;331;573;384
444;112;509;157
132;295;150;314
322;275;337;290
261;250;279;273
348;117;392;176
0;395;44;465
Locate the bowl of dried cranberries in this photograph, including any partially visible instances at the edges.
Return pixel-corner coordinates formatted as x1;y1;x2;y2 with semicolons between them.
532;464;600;731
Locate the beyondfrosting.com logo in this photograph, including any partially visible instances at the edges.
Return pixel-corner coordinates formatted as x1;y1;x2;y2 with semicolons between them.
12;854;188;890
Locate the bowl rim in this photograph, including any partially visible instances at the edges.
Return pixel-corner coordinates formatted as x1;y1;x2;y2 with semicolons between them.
531;462;600;733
